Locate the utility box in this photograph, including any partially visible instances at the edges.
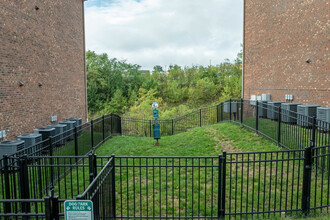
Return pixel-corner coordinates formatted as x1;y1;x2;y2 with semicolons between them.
297;105;320;127
250;95;257;106
317;107;330;131
262;94;271;101
267;101;283;120
48;124;67;146
35;126;56;148
0;140;25;159
258;101;268;118
281;103;300;123
224;102;237;113
153;124;160;139
17;133;42;156
59;120;76;140
67;118;82;135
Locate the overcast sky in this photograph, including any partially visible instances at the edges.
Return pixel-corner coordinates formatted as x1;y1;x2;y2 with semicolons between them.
84;0;243;70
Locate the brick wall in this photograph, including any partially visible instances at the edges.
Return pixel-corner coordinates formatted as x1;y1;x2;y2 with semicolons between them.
243;0;329;106
0;0;87;140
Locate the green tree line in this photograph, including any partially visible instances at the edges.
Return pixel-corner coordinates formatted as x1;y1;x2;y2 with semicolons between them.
87;49;242;119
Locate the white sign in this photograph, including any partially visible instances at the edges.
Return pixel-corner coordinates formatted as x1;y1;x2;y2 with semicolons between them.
65;200;93;220
152;102;159;109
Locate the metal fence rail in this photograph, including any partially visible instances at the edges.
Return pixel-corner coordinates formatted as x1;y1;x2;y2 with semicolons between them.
76;155;116;220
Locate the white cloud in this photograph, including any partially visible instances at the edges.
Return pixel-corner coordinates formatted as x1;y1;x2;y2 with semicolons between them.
85;0;243;70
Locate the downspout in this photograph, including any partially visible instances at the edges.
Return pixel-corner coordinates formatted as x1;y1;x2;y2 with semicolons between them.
242;0;246;99
83;0;89;122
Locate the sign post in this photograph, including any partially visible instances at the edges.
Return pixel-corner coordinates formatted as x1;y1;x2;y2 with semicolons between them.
64;200;93;220
152;102;160;145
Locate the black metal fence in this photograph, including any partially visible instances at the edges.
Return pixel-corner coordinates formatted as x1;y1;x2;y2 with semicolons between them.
121;99;329;172
121;99;329;148
2;145;327;219
0;99;329;219
0;113;121;219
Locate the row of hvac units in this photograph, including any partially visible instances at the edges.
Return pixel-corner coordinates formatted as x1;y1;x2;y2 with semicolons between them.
224;102;330;129
0;118;82;161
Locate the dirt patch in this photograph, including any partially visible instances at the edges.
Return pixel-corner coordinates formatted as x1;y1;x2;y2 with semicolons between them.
205;127;242;153
212;135;240;153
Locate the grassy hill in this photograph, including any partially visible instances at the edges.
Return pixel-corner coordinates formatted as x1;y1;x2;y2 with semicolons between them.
96;122;280;156
95;122;329;219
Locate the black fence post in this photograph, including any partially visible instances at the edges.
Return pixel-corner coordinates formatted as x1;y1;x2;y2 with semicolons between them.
302;142;313;217
218;152;226;219
217;104;219;123
3;155;11;215
89;152;97;183
19;155;31;217
52;195;59;220
221;151;226;219
111;154;116;219
91;119;94;149
110;113;113;135
218;154;222;219
256;101;259;133
200;109;202;127
221;103;223;122
240;98;243;124
74;126;78;158
149;120;152;137
229;99;232;121
49;137;54;190
172;119;174;135
119;116;122;135
312;117;316;147
102;115;105;141
45;194;59;220
45;196;51;220
277;106;282;147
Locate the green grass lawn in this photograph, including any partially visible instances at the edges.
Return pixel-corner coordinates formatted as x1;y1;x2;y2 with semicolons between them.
96;122;280;157
93;122;329;219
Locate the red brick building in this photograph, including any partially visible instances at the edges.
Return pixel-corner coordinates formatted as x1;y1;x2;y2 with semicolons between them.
0;0;87;140
243;0;329;106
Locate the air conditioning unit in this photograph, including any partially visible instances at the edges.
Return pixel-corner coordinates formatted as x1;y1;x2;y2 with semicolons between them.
262;94;271;101
224;102;237;113
0;140;24;170
317;107;330;131
297;105;320;127
267;102;283;120
59;120;76;140
281;103;300;123
48;124;67;146
67;117;82;135
0;140;25;160
17;133;42;156
257;101;268;118
35;126;56;150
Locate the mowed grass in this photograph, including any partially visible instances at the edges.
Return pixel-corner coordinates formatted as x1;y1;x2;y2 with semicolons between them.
96;122;280;157
93;122;329;219
6;123;326;219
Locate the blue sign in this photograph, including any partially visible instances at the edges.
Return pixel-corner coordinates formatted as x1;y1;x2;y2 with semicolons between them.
153;110;159;119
